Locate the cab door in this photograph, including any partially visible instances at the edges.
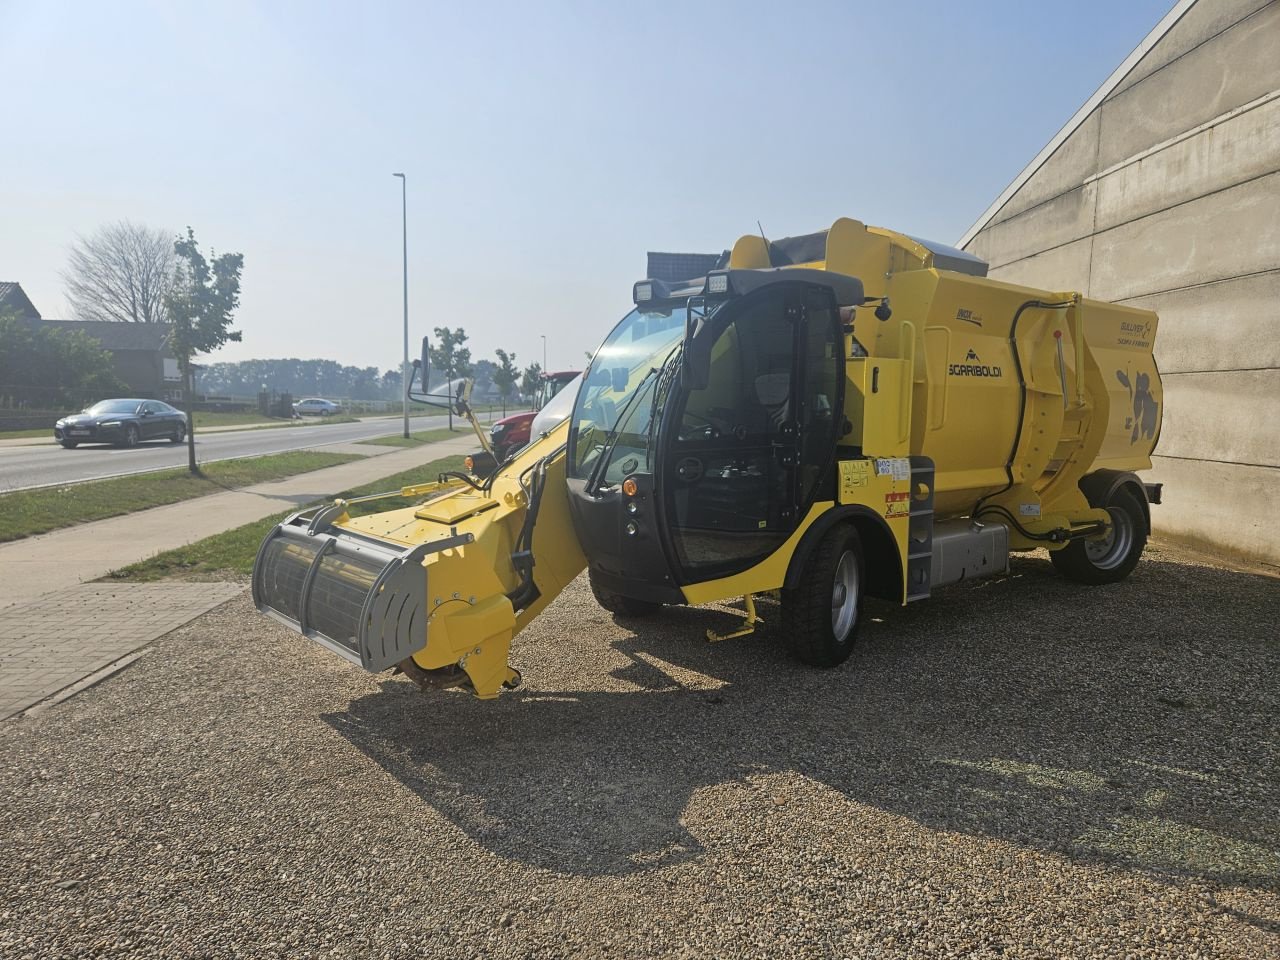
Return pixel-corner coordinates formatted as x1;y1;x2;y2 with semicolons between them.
659;284;843;583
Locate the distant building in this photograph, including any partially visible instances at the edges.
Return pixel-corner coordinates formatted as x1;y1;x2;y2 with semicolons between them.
0;282;42;320
960;0;1279;566
22;316;181;401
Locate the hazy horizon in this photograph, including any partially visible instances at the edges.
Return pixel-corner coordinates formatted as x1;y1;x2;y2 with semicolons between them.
3;0;1173;374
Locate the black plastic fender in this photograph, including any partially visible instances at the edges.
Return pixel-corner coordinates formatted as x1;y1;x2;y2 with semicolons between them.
1078;469;1153;534
784;506;903;602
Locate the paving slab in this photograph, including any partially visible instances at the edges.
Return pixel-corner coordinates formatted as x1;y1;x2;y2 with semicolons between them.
0;581;242;720
0;434;477;608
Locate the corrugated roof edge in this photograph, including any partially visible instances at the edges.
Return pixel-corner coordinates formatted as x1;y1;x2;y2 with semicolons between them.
956;0;1198;250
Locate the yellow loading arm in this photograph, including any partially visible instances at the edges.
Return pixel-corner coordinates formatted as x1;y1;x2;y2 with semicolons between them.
253;421;586;699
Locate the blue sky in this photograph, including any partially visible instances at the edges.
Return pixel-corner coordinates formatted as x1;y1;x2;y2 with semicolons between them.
2;0;1173;374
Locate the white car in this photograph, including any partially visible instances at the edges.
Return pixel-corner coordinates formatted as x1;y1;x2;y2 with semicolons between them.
293;398;341;417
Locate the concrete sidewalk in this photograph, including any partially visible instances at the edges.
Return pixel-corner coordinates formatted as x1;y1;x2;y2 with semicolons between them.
0;582;243;720
0;434;476;608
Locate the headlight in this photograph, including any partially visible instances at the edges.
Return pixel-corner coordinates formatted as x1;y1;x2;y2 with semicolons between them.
491;424;506;437
99;420;122;427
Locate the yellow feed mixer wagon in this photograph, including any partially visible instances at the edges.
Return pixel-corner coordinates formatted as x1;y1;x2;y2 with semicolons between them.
253;217;1163;699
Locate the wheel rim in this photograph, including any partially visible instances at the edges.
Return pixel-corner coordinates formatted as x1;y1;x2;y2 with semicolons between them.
1085;505;1135;570
126;426;138;446
831;550;859;639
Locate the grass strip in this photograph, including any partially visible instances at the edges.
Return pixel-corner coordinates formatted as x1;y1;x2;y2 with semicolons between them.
105;454;467;582
356;427;484;448
0;450;364;543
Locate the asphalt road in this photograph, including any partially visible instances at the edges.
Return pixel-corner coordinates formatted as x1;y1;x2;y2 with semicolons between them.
0;414;464;492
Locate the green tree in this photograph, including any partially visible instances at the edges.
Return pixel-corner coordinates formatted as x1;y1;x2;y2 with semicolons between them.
493;348;519;416
0;308;126;408
520;361;543;403
166;228;244;473
430;327;472;430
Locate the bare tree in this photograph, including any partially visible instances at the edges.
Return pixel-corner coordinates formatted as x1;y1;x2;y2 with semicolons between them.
62;221;176;323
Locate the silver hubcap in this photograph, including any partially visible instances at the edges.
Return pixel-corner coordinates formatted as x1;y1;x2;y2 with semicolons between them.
1085;505;1135;570
831;550;859;639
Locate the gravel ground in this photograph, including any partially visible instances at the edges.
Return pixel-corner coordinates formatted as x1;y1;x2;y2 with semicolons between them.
1;541;1277;958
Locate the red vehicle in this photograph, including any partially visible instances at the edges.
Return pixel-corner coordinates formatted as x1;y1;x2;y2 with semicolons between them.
489;370;579;461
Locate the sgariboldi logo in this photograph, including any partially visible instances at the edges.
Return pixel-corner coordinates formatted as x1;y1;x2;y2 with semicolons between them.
949;348;1003;378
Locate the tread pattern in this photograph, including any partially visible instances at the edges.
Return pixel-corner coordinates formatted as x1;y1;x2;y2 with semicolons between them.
781;524;863;668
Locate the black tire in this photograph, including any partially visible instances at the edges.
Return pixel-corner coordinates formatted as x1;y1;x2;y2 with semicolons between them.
590;575;661;618
1050;487;1147;585
781;523;864;668
60;440;78;449
321;409;331;417
170;424;186;444
122;424;139;448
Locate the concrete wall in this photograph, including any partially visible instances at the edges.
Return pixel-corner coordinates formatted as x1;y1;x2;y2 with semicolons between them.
964;0;1280;567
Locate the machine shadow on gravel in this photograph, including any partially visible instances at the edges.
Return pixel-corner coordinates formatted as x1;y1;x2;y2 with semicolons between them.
325;554;1280;886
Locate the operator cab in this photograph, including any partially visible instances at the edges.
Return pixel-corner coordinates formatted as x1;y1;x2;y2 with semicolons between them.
566;268;862;604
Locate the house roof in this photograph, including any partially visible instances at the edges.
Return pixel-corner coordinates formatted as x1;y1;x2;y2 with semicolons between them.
0;282;42;319
22;317;173;352
957;0;1198;249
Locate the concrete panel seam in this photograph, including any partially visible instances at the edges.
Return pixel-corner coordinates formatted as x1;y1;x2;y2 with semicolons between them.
1116;266;1280;302
985;168;1280;275
1106;0;1280;103
1152;453;1280;470
957;0;1198;248
1086;89;1280;185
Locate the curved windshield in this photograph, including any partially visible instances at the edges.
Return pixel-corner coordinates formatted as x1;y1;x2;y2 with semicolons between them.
568;306;687;485
88;399;139;415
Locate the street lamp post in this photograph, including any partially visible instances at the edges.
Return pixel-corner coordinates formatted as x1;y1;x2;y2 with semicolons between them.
541;334;547;371
393;172;409;439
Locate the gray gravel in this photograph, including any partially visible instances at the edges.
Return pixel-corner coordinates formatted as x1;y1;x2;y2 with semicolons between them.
1;541;1277;958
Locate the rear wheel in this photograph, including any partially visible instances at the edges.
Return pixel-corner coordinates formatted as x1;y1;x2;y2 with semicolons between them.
590;574;661;618
1050;487;1147;585
781;524;863;667
170;423;186;444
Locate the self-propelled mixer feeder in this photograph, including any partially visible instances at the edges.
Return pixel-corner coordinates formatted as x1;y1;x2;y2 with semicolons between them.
252;217;1163;698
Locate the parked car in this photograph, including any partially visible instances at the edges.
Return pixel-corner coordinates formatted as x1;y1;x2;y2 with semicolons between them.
53;398;187;449
293;397;342;417
489;370;580;461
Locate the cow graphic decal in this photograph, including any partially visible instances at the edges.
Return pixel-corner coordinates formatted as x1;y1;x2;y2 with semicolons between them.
1116;368;1158;444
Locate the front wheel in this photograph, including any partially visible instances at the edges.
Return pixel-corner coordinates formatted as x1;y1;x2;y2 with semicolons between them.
590;575;661;618
121;424;139;448
1050;487;1147;585
781;524;863;668
60;439;78;449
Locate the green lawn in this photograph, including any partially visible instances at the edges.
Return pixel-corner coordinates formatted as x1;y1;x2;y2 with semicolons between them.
0;411;364;441
195;411;362;429
191;410;283;428
0;427;51;440
106;454;468;582
356;426;486;448
0;450;364;543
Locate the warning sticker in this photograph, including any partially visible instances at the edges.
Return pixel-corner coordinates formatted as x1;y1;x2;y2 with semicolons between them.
884;491;910;518
874;457;911;482
839;460;872;500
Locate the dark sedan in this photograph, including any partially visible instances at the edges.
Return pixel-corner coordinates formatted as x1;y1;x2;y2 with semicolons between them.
53;399;188;449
